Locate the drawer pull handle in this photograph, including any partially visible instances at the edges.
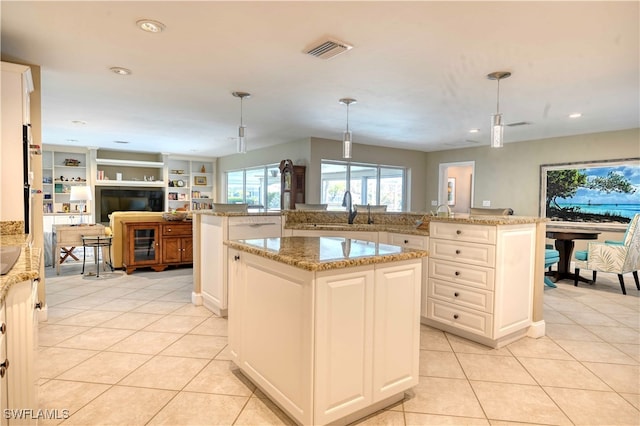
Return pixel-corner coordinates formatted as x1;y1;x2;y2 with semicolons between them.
0;359;9;378
234;255;240;261
454;292;459;297
456;230;462;235
35;302;43;310
453;314;459;320
0;323;5;334
455;249;461;254
454;271;460;276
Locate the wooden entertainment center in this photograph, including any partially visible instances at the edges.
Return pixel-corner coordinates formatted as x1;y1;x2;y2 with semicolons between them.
122;220;193;274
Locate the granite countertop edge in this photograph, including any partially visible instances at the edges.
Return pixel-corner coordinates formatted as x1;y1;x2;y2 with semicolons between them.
285;223;429;236
430;216;546;225
193;211;283;217
225;239;428;272
0;234;41;302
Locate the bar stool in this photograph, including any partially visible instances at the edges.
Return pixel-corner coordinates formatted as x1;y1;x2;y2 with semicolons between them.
81;235;114;277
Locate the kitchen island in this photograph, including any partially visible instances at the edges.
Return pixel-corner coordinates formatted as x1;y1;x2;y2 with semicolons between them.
225;236;427;426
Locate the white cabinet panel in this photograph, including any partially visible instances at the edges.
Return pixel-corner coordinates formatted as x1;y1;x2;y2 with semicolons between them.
429;238;496;267
427;299;492;336
314;269;374;425
428;278;493;313
387;233;428;250
428;258;495;290
430;222;496;244
373;261;420;400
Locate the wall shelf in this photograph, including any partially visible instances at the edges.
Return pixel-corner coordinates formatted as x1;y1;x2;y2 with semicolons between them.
95;158;164;168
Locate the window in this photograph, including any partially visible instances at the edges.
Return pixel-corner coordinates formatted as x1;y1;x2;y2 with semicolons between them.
320;161;407;211
225;165;281;210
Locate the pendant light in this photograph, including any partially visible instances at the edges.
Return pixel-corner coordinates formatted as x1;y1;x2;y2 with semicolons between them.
232;91;251;153
339;98;356;159
487;71;511;148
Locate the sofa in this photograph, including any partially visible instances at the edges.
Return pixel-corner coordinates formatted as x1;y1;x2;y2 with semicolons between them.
108;211;166;269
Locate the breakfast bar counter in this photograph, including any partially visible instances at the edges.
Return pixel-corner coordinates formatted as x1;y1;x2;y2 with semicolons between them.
225;236;427;425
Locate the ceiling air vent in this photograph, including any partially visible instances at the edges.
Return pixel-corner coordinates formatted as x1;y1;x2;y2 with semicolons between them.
506;121;532;127
306;38;353;60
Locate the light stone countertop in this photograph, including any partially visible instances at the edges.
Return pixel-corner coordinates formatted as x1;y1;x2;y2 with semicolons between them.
192;211;282;217
225;236;428;272
0;234;41;302
285;223;429;236
430;215;547;225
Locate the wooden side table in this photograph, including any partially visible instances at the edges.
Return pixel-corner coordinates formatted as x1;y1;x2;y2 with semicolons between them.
52;224;105;275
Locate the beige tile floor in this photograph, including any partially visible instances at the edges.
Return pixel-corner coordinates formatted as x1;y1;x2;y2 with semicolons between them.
39;262;640;425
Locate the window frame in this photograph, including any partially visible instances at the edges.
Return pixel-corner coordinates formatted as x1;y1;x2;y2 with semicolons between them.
225;164;281;210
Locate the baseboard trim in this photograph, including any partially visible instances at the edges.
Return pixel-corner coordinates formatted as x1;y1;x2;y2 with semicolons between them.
527;320;546;338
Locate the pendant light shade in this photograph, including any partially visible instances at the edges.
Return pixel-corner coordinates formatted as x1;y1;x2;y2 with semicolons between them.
339;98;356;159
232;91;251;154
487;71;511;148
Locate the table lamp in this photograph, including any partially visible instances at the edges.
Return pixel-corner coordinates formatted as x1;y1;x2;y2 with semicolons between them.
70;185;92;224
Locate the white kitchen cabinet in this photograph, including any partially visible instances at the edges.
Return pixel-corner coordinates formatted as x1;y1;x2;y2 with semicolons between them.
194;214;282;316
229;250;420;425
0;302;6;426
425;221;536;348
3;278;39;425
385;232;429;317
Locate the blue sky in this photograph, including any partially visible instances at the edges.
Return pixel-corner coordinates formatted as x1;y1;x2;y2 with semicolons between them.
557;164;640;205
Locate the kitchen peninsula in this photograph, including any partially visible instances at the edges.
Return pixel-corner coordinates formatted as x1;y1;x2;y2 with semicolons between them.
225;236;427;426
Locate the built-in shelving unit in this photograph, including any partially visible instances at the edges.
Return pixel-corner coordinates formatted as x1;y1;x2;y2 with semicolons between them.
42;149;88;215
95;150;164;187
166;158;214;212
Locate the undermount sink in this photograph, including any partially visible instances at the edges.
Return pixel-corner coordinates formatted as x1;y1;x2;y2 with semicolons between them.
1;246;22;275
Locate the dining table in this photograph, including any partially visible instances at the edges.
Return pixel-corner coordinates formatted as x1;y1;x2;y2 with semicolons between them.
546;228;600;283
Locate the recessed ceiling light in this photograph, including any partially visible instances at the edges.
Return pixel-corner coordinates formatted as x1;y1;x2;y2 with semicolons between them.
71;120;86;126
114;140;130;144
136;19;166;33
569;113;582;118
110;67;132;76
469;128;480;133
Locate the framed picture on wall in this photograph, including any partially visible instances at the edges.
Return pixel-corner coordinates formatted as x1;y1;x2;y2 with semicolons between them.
540;157;640;230
447;178;456;206
194;176;207;186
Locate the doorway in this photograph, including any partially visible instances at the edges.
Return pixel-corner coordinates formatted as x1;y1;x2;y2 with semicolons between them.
438;161;475;214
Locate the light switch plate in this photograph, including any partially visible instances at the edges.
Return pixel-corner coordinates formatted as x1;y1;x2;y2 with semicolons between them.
482;200;491;207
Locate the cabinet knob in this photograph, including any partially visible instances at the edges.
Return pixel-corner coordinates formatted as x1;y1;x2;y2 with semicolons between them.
454;292;459;297
453;314;459;320
404;240;409;244
0;323;5;334
0;359;9;377
234;255;240;261
167;228;172;232
454;271;460;276
455;249;461;255
35;302;43;310
456;230;462;235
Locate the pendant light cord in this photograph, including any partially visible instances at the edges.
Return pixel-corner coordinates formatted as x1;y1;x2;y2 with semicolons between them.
496;78;501;115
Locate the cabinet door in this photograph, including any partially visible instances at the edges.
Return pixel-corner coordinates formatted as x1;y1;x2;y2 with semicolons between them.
0;302;6;426
314;267;374;425
127;224;160;265
227;248;244;364
373;261;420;401
162;237;181;263
181;237;193;263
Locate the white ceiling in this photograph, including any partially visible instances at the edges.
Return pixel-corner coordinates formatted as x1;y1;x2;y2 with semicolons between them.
1;1;638;158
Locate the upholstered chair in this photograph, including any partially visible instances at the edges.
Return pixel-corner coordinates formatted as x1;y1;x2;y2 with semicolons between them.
573;214;640;295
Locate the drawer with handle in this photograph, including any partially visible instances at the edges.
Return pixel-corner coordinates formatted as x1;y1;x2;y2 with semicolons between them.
429;239;495;267
427;299;492;337
388;233;428;250
428;258;494;290
163;223;192;236
428;278;494;313
430;222;496;245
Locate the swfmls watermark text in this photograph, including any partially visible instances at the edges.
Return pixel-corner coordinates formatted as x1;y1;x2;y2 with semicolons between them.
4;409;70;420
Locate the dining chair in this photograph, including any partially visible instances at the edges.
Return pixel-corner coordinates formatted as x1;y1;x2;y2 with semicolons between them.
573;214;640;295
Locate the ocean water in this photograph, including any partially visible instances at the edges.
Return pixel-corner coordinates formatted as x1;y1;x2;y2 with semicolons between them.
556;203;640;219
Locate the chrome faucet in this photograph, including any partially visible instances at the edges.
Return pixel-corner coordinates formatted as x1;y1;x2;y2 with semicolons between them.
342;190;358;224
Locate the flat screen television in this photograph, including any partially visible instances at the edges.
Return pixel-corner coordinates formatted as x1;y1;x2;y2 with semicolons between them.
96;186;164;224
